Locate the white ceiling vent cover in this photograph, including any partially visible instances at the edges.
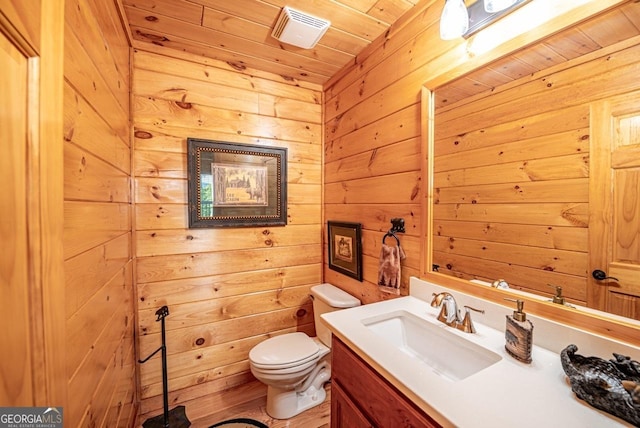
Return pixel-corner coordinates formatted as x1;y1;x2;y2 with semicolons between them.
271;6;330;49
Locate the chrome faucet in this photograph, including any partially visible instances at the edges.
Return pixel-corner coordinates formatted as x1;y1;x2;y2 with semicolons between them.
430;292;484;333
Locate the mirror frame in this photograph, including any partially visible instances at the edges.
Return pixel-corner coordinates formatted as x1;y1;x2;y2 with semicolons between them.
418;0;640;346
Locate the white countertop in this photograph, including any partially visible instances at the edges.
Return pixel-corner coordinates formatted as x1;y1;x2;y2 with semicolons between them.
321;277;640;428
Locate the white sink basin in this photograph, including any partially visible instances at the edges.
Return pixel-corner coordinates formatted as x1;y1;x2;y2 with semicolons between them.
362;310;502;382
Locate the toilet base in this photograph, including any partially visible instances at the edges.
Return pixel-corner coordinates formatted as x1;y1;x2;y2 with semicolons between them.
266;382;328;420
267;367;331;419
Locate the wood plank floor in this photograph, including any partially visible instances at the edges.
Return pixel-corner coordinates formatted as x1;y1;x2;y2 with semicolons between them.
137;381;331;428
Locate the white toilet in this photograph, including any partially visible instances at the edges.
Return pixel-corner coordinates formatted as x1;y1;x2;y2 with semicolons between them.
249;283;360;419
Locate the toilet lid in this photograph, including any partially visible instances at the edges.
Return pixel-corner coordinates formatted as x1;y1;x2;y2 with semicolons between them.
249;332;319;367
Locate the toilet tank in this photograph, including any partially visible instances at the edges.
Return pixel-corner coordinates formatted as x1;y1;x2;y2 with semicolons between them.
310;283;360;347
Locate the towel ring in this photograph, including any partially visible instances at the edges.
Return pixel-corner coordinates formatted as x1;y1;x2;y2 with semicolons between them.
382;232;400;246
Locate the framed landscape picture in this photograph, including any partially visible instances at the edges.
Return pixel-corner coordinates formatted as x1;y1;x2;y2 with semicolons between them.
187;138;287;228
327;221;363;281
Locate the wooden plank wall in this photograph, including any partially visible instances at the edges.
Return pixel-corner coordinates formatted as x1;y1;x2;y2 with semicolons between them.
323;3;437;303
63;0;136;426
432;40;640;305
131;46;324;419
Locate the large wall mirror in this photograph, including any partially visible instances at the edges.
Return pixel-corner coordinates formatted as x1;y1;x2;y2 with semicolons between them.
425;1;640;322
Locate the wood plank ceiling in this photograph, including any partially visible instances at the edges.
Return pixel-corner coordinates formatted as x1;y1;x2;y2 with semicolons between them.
122;0;420;86
122;1;640;90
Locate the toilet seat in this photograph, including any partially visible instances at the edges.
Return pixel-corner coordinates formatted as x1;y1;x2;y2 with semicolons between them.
249;332;320;370
251;357;318;376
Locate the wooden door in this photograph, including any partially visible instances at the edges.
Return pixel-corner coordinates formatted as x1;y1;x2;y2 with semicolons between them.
0;23;33;405
0;0;66;407
589;93;640;319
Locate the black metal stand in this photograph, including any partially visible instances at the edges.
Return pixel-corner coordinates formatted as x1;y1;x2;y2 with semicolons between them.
138;306;191;428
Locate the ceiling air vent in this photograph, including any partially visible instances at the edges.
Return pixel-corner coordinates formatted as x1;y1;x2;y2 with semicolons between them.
271;6;330;49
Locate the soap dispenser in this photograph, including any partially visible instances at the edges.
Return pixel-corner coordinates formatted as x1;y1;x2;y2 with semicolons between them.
504;299;533;364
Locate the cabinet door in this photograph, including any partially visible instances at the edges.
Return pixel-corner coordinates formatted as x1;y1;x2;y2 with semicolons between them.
331;381;374;428
332;337;442;428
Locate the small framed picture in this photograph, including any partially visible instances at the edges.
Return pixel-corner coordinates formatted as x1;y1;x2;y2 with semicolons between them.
327;221;363;281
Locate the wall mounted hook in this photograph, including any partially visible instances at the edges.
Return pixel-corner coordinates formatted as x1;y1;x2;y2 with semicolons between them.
390;217;405;234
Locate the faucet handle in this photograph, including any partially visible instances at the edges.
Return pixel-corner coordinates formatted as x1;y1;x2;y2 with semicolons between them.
459;305;484;334
547;284;565;305
431;292;459;325
442;295;459;324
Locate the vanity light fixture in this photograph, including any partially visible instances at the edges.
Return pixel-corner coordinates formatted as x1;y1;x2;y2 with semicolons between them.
483;0;518;13
439;0;530;40
439;0;469;40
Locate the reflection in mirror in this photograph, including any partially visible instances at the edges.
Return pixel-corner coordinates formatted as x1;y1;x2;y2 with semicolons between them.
430;1;640;321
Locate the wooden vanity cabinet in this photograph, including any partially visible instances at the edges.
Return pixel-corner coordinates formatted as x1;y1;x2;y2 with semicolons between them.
332;381;374;428
331;336;442;428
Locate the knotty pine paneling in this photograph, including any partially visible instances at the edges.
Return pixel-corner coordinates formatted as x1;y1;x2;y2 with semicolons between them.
63;0;135;426
133;95;320;143
133;48;322;98
126;6;343;81
322;14;428;301
138;372;258;419
136;225;320;257
139;308;315;398
64;83;131;175
137;264;320;310
132;47;323;414
65;0;129;116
